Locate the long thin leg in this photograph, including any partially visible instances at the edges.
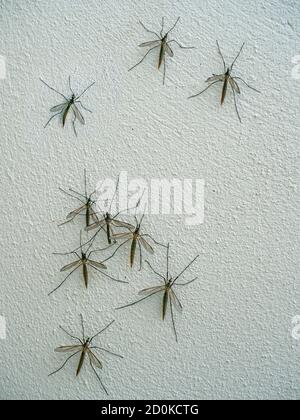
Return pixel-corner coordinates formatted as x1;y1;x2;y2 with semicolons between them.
90;347;123;359
116;289;162;310
233;77;261;93
101;239;130;264
76;81;96;100
231;42;245;70
169;297;178;342
76;100;92;112
59;187;86;204
172;255;199;284
231;84;242;123
141;234;167;248
168;40;195;49
176;277;198;286
166;244;170;281
69;189;87;200
89;264;128;284
129;45;160;72
87;244;113;257
90;320;115;341
88;356;108;395
59;326;81;342
166;17;180;35
40;78;68;100
139;21;160;39
44;111;62;128
188;80;222;99
145;260;165;280
216;41;226;72
48;351;81;377
48;265;80;296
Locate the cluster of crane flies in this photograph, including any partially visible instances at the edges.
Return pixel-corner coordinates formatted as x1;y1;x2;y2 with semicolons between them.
49;170;199;394
41;17;260;137
45;17;259;394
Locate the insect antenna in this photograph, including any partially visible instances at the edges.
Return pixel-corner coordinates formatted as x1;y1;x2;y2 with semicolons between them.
68;75;75;95
40;78;68;100
216;40;226;72
230;42;245;70
90;320;115;343
166;17;180;36
76;81;95;100
171;255;199;286
160;16;165;37
80;314;85;341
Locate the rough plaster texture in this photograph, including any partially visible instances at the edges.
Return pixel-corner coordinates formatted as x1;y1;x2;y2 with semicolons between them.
0;0;299;400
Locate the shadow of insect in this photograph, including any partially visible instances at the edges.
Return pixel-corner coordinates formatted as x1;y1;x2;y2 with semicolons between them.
59;169;99;229
49;315;123;395
129;17;194;84
49;230;127;296
40;76;95;136
116;244;199;341
189;41;260;122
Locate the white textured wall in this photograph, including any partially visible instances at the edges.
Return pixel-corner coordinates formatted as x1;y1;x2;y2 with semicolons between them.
0;0;299;400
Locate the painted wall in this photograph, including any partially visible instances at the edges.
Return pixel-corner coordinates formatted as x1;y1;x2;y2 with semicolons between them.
0;0;299;400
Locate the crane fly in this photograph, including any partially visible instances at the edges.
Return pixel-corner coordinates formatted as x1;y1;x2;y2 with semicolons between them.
40;76;95;136
59;169;99;228
112;214;165;270
129;17;194;85
49;315;123;395
189;41;260;122
117;245;199;341
85;176;136;245
49;230;127;296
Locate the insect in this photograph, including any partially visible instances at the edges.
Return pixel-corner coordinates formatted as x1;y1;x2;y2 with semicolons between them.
188;41;260;122
85;176;136;245
49;315;123;395
112;214;165;271
129;17;194;85
117;245;199;341
40;76;95;136
49;231;127;296
59;169;99;228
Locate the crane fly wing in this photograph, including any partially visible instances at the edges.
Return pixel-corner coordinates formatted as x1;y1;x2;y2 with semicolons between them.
229;77;241;94
170;289;183;312
60;260;82;272
55;345;82;352
165;44;174;57
67;204;86;219
206;74;225;83
87;260;107;270
139;237;154;254
51;103;67;113
72;104;85;125
88;349;103;369
113;232;133;240
111;220;135;229
139;40;160;48
86;219;106;231
138;285;165;295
